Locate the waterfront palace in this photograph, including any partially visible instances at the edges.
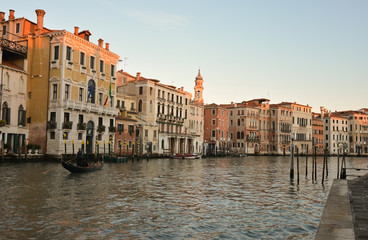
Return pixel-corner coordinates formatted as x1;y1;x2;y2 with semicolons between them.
1;9;367;156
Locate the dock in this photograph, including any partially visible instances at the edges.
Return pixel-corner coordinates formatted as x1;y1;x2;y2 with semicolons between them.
316;174;368;239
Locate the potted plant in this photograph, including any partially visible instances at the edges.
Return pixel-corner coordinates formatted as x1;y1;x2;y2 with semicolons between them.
27;144;33;154
0;120;6;127
3;143;10;153
62;121;73;129
77;122;86;130
97;125;106;133
109;126;116;133
47;120;57;129
34;144;41;154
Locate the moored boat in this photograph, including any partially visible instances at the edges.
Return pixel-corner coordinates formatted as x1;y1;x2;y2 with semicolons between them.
61;160;103;173
172;154;201;159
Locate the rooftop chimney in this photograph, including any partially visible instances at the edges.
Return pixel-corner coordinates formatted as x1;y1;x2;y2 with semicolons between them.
9;9;14;20
105;43;109;51
136;72;141;80
0;12;5;22
35;9;46;32
98;38;103;48
74;26;79;35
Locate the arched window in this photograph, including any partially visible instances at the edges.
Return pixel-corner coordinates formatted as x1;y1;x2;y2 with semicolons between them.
4;72;9;90
138;99;143;112
19;77;24;93
18;105;26;126
2;102;10;125
237;119;240;126
87;79;96;103
157;103;161;114
237;131;240;139
149;100;152;113
241;131;244;139
161;139;164;149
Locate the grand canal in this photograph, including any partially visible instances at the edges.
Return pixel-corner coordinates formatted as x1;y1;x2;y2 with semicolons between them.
0;156;366;239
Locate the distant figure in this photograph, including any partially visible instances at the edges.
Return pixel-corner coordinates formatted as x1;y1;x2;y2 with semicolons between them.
77;148;83;166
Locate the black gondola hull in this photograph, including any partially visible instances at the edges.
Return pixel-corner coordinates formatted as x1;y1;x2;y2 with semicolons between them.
62;161;103;173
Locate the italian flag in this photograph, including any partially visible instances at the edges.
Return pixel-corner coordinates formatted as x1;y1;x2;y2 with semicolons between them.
104;81;111;106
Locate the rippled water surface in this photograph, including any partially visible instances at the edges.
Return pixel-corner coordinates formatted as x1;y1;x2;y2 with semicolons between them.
0;156;367;239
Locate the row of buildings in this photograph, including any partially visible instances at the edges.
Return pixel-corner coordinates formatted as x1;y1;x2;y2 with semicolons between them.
1;9;367;157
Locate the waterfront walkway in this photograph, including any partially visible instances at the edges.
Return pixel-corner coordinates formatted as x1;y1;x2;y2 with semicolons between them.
316;174;368;239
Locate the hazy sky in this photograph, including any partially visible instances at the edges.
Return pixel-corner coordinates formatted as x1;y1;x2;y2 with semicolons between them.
3;1;367;112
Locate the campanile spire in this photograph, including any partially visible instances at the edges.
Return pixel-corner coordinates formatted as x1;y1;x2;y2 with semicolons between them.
194;69;204;105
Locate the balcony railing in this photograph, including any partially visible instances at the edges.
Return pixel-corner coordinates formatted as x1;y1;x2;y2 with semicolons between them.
109;126;116;133
47;120;57;129
0;38;27;56
61;99;118;116
77;122;86;130
62;121;73;129
97;125;106;133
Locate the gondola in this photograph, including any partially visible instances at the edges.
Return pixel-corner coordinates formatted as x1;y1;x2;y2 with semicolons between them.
61;160;103;173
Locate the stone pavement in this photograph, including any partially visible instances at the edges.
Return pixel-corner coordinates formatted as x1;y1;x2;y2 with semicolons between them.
348;174;368;239
315;179;355;240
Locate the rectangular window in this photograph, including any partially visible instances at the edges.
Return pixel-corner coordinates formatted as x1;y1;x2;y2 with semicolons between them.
54;46;59;60
118;124;124;132
99;93;103;105
52;84;58;100
90;56;95;69
2;26;6;35
100;60;104;73
110;119;114;127
50;112;56;121
78;114;84;124
80;52;85;65
50;132;56;139
78;133;83;140
154;130;157;138
139;87;143;95
98;117;103;126
79;88;83;101
65;84;70;99
212;109;216;115
212;130;216;138
145;129;148;137
116;100;120;108
16;23;20;33
121;101;125;109
111;64;115;77
64;112;70;122
66;46;72;61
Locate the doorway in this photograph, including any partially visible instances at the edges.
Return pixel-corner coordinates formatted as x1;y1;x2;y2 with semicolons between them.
86;121;94;154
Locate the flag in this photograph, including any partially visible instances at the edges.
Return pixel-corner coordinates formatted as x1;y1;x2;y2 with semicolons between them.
87;83;94;102
104;80;112;106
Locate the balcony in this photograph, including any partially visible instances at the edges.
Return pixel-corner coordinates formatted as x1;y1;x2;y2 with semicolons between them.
97;125;106;133
62;99;118;116
0;38;27;57
47;120;57;130
109;126;116;133
62;121;73;129
77;122;86;130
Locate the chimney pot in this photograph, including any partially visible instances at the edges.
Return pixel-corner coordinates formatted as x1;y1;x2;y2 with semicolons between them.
136;72;141;79
98;38;103;48
35;9;46;32
105;43;109;51
74;26;79;35
9;9;14;20
0;12;5;22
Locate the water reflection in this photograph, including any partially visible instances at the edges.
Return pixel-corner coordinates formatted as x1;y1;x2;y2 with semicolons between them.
0;156;366;239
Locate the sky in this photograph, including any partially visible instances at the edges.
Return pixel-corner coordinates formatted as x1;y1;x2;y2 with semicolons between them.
2;0;367;112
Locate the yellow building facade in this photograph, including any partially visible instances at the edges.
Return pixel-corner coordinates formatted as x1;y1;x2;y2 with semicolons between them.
2;9;120;154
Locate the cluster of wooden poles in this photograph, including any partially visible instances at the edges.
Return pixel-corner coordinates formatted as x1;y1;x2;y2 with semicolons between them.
290;146;347;185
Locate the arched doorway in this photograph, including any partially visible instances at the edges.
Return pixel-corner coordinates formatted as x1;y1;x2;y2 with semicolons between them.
86;121;94;153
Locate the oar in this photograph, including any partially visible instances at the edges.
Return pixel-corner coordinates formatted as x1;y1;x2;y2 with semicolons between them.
42;158;75;174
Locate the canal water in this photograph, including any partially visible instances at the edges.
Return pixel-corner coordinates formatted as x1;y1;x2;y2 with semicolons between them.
0;156;367;239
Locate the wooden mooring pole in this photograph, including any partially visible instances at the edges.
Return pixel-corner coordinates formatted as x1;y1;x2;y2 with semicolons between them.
305;145;308;179
297;148;299;185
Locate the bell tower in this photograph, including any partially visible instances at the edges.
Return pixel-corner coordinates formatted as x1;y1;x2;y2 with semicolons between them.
194;69;204;105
